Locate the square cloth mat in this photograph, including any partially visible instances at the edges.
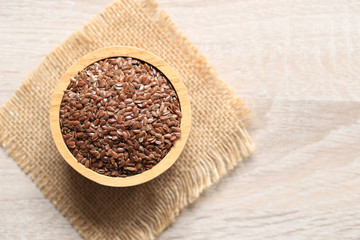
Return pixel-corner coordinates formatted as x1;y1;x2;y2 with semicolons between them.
0;0;254;239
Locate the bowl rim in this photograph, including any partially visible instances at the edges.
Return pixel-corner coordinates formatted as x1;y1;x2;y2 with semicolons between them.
49;46;191;187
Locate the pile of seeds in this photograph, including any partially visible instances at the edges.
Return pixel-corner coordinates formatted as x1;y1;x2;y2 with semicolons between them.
59;57;182;177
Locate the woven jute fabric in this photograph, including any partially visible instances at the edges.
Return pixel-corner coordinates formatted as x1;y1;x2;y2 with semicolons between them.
0;0;254;239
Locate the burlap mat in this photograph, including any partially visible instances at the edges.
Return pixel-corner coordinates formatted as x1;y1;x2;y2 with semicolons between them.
0;0;254;239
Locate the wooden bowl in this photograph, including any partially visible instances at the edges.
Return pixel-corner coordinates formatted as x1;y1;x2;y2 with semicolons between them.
50;46;191;187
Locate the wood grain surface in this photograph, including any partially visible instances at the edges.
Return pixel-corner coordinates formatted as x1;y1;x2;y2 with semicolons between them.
1;0;360;239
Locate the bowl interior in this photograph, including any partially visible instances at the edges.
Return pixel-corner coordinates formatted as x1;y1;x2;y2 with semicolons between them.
50;46;191;187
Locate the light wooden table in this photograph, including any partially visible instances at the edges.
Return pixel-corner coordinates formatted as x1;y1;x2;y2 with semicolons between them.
1;0;360;239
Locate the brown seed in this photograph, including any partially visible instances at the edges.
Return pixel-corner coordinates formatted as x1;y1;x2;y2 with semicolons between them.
164;134;172;139
160;116;168;121
107;148;113;157
117;148;125;152
163;125;169;132
111;151;118;159
81;98;90;104
171;127;181;132
175;110;182;118
136;163;142;170
76;154;84;162
67;141;76;148
81;158;87;165
76;132;84;138
124;98;132;104
85;160;90;168
125;116;133;121
108;118;117;124
92;133;98;141
117;115;124;124
124;167;136;171
122;131;129;140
